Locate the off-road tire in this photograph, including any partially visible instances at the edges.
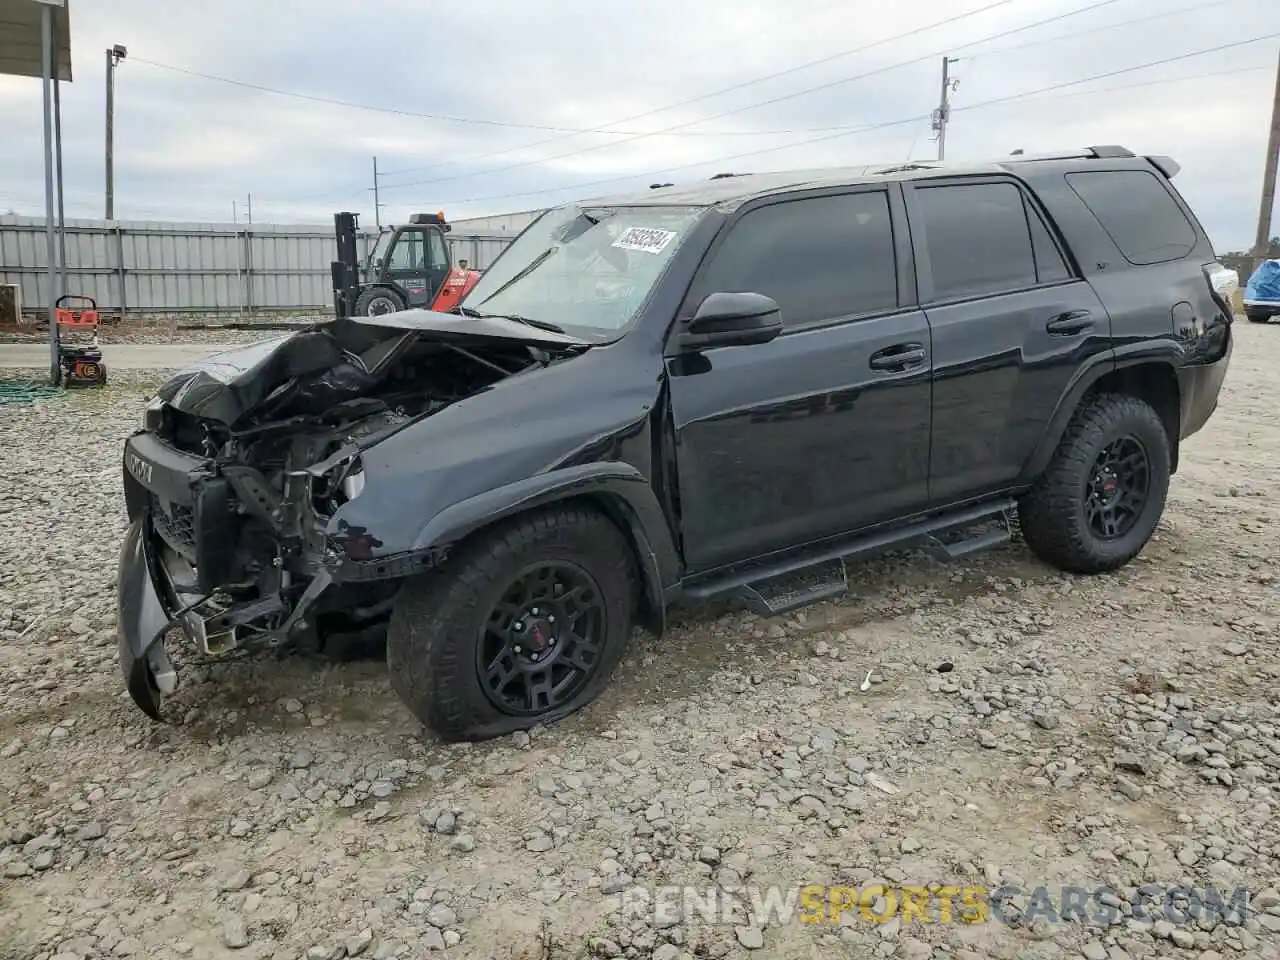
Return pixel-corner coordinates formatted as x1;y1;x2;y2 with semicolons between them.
385;505;636;741
354;287;405;317
1018;393;1171;575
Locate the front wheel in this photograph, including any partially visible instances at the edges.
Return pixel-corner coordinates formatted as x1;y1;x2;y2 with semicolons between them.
354;287;405;316
385;505;636;741
1018;393;1171;574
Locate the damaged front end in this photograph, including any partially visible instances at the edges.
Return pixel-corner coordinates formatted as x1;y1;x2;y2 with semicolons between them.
117;314;585;718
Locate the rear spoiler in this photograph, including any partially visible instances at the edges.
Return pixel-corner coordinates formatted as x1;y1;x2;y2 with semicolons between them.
1146;155;1181;178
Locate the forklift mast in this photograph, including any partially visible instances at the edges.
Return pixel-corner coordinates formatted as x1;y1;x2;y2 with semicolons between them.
331;211;361;319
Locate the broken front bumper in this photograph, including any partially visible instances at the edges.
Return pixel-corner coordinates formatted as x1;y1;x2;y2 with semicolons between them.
116;517;180;719
116;427;380;718
116;512;303;718
116;432;300;719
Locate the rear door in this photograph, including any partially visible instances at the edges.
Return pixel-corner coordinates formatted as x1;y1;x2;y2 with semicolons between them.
902;176;1113;507
665;185;934;574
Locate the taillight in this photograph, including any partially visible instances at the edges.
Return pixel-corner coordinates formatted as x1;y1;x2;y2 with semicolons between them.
1203;261;1238;319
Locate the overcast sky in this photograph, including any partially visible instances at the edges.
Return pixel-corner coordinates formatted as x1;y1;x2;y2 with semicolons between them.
0;0;1276;249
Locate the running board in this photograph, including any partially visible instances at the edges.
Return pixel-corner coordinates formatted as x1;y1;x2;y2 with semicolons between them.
682;498;1018;616
733;558;848;617
923;516;1013;562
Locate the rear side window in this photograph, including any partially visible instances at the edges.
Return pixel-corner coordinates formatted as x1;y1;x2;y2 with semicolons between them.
1065;169;1196;265
697;191;898;327
1027;201;1071;283
913;182;1039;301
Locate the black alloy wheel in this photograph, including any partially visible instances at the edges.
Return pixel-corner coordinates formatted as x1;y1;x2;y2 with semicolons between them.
1017;393;1171;575
385;504;635;741
477;561;607;716
1083;436;1150;541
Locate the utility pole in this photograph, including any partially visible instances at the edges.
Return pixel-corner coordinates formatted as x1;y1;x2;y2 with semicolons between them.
370;156;385;227
932;56;960;161
245;193;252;225
1252;46;1280;269
104;44;127;219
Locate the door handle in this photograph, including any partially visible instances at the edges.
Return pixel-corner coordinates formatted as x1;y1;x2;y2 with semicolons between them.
1045;310;1094;335
869;343;926;371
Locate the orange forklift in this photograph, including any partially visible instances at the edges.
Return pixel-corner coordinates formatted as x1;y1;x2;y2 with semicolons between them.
330;211;481;319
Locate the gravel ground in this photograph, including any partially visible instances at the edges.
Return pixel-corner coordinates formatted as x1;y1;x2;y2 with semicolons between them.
1;322;1278;960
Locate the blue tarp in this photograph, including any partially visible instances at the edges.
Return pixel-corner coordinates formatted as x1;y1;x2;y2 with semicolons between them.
1245;259;1280;302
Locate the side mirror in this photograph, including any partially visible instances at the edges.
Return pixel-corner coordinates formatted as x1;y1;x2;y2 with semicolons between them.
676;291;783;351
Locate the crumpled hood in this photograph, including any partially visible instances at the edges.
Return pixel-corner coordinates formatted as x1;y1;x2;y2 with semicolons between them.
152;310;588;425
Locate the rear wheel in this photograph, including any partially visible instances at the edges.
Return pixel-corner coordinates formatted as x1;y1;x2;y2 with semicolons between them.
1018;393;1171;574
355;287;405;316
385;505;636;741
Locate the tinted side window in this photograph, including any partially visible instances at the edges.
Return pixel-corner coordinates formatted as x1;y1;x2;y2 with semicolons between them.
915;182;1037;301
1065;169;1196;265
697;191;897;328
1026;201;1071;283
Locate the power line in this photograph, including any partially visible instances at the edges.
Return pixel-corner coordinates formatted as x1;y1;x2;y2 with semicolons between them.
125;2;1012;142
957;0;1238;59
9;61;1264;223
959;63;1270;106
293;0;1022;206
376;0;1017;178
412;32;1280;210
376;0;1133;194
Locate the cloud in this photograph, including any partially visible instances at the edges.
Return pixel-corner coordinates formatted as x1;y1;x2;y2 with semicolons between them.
0;0;1274;248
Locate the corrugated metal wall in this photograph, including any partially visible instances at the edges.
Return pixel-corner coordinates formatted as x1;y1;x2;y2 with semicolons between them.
0;215;514;317
449;209;548;235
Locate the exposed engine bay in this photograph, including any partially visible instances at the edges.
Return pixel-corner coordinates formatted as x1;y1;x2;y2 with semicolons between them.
133;317;584;665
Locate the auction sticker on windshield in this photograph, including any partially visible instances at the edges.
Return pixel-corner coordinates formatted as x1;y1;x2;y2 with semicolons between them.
612;227;677;254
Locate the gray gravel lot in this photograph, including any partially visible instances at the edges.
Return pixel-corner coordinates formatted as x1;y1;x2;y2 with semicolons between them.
0;321;1278;960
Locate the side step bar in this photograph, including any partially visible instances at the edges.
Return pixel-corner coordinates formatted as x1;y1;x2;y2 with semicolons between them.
733;558;849;617
684;498;1017;616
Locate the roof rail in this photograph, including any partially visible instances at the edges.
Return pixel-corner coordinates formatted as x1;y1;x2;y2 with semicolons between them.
1001;145;1137;164
873;162;937;175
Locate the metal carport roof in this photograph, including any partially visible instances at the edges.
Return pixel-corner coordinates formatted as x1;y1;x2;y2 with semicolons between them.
0;0;72;383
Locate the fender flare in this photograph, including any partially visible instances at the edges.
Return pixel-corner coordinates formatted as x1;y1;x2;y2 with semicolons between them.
1019;344;1182;482
410;462;680;636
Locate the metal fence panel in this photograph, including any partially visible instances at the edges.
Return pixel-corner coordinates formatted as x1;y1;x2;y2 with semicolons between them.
0;215;514;317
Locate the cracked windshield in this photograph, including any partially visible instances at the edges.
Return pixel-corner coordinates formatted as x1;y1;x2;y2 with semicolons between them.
462;204;706;339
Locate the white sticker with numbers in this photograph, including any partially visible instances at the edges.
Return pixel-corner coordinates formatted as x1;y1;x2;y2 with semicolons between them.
611;226;677;254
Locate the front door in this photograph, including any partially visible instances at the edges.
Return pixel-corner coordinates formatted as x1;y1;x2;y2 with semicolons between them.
901;177;1114;506
665;186;934;575
385;227;451;307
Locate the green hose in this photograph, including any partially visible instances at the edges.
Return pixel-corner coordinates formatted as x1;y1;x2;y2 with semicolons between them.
0;378;66;404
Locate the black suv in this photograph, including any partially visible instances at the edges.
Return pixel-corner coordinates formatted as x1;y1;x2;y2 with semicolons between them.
117;145;1234;740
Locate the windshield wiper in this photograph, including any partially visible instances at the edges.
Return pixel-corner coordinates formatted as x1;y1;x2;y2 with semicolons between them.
467;310;567;335
475;246;557;306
